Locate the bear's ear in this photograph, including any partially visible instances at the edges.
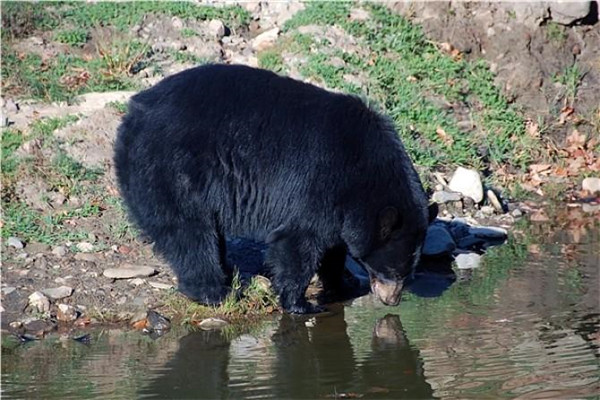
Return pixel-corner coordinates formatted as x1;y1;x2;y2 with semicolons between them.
379;206;399;241
428;203;438;224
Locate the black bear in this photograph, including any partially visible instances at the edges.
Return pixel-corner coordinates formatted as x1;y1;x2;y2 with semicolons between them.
114;64;434;314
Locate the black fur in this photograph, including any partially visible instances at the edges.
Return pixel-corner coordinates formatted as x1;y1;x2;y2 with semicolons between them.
114;64;430;313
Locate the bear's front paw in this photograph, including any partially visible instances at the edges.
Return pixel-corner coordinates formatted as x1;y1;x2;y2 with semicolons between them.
179;284;229;306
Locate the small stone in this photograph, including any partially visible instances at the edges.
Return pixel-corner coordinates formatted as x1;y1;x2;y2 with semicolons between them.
550;0;592;25
251;27;280;51
23;319;56;336
448;167;484;203
454;253;482;269
148;281;173;290
103;263;157;279
42;286;73;300
76;242;94;252
146;310;171;331
129;278;145;286
582;177;600;194
329;57;346;69
511;209;523;218
432;190;462;204
74;253;98;262
423;225;457;256
207;19;226;39
56;304;78;322
7;237;24;249
530;210;550;222
481;205;495;216
28;292;50;313
198;317;229;330
253;275;272;292
52;246;67;257
486;190;504;212
349;8;370;21
171;16;183;30
582;203;600;213
2;287;16;295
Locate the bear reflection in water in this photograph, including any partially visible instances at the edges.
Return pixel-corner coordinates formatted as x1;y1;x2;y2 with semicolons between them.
141;309;433;399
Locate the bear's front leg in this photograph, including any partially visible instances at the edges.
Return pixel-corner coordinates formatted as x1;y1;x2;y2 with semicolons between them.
152;224;230;305
266;233;325;314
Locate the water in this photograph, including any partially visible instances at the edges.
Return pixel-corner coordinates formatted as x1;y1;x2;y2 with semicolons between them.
2;214;599;399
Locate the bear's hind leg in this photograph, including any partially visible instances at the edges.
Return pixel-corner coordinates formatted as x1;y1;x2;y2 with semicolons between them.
266;234;324;314
153;224;229;305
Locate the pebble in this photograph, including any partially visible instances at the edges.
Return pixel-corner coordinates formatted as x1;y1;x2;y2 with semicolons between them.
28;291;50;313
423;225;457;256
208;19;226;39
56;304;78;322
149;281;173;290
251;27;280;51
454;253;482;269
486;190;504;212
74;253;98;262
432;190;462;204
171;16;183;30
481;205;495;216
448;167;484;203
198;317;229;330
511;208;523;218
76;242;94;253
103;263;156;279
7;237;24;249
42;286;74;300
129;278;146;286
146;310;171;331
582;177;600;194
2;286;16;296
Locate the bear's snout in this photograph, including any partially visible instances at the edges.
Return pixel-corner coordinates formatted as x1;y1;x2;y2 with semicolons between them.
371;277;403;306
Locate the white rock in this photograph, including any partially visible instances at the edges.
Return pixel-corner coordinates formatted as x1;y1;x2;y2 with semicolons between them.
455;253;482;269
2;286;16;296
349;8;370;21
432;190;462;204
549;0;591;25
198;317;229;330
486;190;504;212
149;281;173;290
56;304;78;322
103;263;156;279
42;286;73;300
129;278;146;286
481;205;495;216
171;16;183;30
52;246;67;257
448;167;484;203
7;237;24;249
76;242;94;252
251;27;280;51
29;291;50;313
207;19;226;39
582;177;600;194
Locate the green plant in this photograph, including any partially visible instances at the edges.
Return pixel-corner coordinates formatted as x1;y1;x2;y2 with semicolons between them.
545;21;568;43
54;28;90;47
180;28;197;38
258;50;285;73
553;64;584;106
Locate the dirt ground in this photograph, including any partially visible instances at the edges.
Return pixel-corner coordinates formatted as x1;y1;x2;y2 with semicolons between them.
1;1;598;335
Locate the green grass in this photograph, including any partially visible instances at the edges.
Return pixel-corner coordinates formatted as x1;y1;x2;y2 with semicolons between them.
54;28;90;47
257;50;285;73
553;64;584;106
280;2;535;174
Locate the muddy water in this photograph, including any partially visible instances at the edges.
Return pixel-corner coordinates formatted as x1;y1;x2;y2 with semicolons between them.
2;217;599;399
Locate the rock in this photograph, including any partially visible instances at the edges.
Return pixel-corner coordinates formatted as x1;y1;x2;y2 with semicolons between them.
251;27;280;51
549;1;592;25
56;304;78;322
146;310;171;331
432;190;462;204
76;242;94;252
2;286;16;296
207;19;226;39
252;275;272;292
454;253;482;269
511;208;523;218
486;190;504;212
530;209;550;222
28;292;50;313
129;278;146;286
171;16;183;30
350;8;370;21
23;319;56;337
148;281;173;290
103;263;157;279
481;205;495;216
448;167;484;203
582;203;600;213
423;225;457;256
52;246;67;257
130;310;148;325
582;177;600;194
42;286;73;300
7;237;24;249
198;317;229;330
74;252;98;262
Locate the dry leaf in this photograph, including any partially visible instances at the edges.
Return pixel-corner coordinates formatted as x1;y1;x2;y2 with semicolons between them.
525;120;540;137
528;164;551;174
132;318;148;330
436;126;454;146
559;106;575;124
